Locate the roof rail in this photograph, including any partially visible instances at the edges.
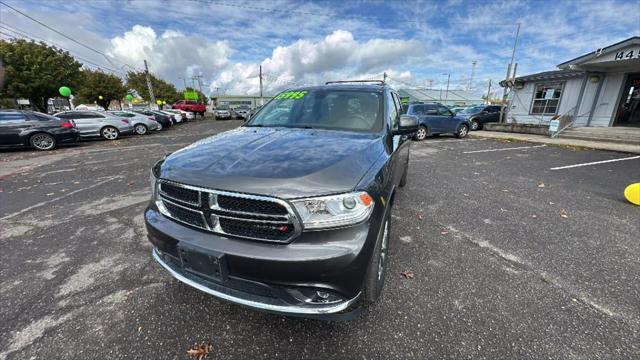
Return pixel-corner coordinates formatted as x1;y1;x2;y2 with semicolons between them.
325;80;385;85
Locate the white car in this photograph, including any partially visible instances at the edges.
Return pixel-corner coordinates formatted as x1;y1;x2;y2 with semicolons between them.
158;110;183;123
214;109;232;120
108;110;160;134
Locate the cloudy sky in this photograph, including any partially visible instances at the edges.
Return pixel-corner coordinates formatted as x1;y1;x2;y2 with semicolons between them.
1;0;638;97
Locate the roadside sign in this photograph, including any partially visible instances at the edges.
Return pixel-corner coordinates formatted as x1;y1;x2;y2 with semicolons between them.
184;91;199;100
549;119;560;137
400;97;410;105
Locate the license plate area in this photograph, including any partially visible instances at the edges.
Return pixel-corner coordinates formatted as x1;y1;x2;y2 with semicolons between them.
178;244;228;282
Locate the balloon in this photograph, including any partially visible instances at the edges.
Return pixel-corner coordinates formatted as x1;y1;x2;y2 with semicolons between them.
59;86;71;97
624;183;640;205
98;95;103;100
125;94;134;102
156;100;162;105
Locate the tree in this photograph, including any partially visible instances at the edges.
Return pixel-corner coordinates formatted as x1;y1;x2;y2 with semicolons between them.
75;69;126;110
126;71;181;104
0;40;82;112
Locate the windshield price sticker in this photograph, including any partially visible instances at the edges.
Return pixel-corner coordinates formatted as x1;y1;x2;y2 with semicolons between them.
275;91;307;100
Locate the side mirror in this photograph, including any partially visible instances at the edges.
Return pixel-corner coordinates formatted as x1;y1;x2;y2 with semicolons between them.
393;115;419;135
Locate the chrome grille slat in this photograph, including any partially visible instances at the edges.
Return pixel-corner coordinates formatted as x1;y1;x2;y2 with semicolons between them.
157;180;300;243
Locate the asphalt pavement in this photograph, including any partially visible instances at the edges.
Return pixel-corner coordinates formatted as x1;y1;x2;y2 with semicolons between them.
1;121;638;359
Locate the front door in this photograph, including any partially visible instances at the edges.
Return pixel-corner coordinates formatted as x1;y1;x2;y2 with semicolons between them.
614;73;640;127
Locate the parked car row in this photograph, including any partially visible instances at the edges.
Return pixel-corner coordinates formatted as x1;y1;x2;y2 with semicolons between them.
0;107;194;151
397;102;505;141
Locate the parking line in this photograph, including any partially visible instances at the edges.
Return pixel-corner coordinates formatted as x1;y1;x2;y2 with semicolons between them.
463;145;546;154
550;155;640;171
0;177;121;221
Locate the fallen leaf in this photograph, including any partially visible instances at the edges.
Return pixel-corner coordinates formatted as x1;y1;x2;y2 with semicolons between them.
549;202;555;205
187;343;212;359
440;230;449;235
400;271;415;279
138;326;143;332
127;181;135;186
537;182;545;188
502;189;509;192
560;209;569;218
531;214;537;218
417;213;423;220
500;208;508;212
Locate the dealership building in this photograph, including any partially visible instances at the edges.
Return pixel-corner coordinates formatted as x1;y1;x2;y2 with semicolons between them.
501;36;640;128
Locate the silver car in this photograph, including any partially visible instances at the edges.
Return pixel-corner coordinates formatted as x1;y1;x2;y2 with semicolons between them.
54;110;134;140
108;110;160;134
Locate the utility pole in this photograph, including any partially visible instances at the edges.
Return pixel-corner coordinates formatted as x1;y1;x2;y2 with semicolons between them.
383;72;387;83
445;73;451;104
144;59;156;107
468;60;477;91
428;79;433;89
500;23;521;122
259;65;263;106
178;76;187;90
193;74;205;103
486;79;492;104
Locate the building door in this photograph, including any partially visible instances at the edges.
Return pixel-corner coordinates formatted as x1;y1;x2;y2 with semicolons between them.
614;73;640;127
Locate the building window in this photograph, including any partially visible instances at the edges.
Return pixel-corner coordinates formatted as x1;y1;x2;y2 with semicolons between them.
530;83;562;115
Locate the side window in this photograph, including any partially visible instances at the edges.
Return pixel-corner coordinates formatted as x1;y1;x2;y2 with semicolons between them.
88;112;105;118
437;105;452;116
423;104;437;115
0;112;26;122
31;113;58;121
386;93;398;129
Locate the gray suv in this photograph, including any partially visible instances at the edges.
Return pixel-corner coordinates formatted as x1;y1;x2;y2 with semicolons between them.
54;110;134;140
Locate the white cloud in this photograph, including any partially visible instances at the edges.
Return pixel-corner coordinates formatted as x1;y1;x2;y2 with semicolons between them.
107;25;232;87
210;30;421;95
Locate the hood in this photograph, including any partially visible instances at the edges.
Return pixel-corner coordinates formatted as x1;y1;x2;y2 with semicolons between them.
160;127;384;199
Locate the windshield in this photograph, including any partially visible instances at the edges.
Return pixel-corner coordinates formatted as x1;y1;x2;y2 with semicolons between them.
460;106;484;114
246;89;383;132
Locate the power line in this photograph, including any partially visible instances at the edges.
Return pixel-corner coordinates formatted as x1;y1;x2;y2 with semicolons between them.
0;24;127;76
0;0;139;71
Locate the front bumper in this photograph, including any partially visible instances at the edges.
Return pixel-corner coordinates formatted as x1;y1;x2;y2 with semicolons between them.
145;203;383;316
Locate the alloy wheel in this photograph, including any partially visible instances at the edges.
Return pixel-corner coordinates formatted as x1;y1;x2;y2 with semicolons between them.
416;126;427;140
135;124;147;135
31;133;55;150
471;120;479;131
459;125;468;137
102;127;119;140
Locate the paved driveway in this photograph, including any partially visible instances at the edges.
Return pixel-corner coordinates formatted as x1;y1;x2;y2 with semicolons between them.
1;124;638;359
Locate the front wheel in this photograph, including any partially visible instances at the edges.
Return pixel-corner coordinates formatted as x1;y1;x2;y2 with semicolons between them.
362;216;390;306
134;124;148;135
30;133;56;151
414;125;428;141
101;126;119;140
470;119;479;131
455;124;469;138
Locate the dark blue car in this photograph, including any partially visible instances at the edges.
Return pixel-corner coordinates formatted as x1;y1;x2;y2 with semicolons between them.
404;103;470;140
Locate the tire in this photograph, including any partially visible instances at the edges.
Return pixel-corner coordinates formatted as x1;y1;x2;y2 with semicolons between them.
414;125;428;141
101;126;119;140
455;124;469;138
470;119;479;131
29;133;56;151
362;215;391;306
134;123;148;135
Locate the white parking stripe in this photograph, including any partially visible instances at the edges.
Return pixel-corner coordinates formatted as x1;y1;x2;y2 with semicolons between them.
463;145;546;154
550;155;640;171
0;177;121;221
428;138;485;143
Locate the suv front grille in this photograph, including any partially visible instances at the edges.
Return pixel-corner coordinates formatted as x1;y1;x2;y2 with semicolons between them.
157;180;299;243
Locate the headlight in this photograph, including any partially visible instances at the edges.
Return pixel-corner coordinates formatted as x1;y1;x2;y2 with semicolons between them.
150;159;164;200
291;191;374;230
